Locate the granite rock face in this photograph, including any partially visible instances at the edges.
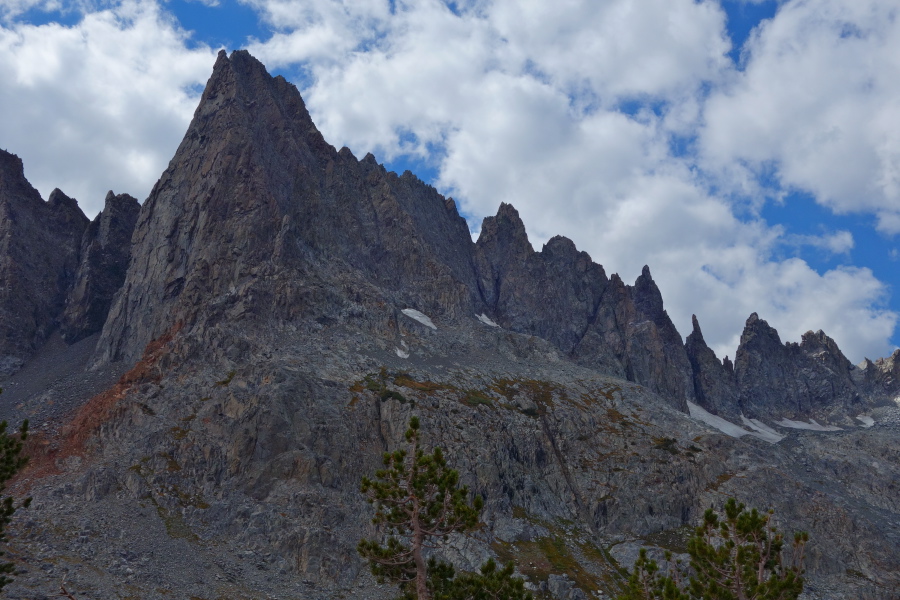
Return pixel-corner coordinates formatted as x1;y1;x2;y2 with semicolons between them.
473;205;693;410
95;50;479;367
0;151;88;374
733;313;860;419
94;51;696;413
684;315;738;417
61;191;140;343
855;349;900;404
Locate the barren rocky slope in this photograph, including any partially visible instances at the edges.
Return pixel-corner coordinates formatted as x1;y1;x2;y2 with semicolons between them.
0;50;898;600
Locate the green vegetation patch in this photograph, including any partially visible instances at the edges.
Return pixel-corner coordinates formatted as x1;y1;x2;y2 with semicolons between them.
393;373;448;393
215;370;236;387
350;368;414;404
652;437;679;455
502;506;625;595
463;390;493;407
642;524;694;554
492;535;602;594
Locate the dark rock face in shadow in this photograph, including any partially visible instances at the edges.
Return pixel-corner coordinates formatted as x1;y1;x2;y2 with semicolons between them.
734;313;859;418
95;50;480;367
0;151;88;374
685;314;739;417
61;191;140;343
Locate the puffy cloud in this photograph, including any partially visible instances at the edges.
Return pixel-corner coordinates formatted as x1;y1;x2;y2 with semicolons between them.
785;230;854;255
701;0;900;233
0;0;61;22
0;0;217;216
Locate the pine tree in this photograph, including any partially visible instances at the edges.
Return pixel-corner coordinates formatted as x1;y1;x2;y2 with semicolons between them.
0;387;30;591
358;416;531;600
618;498;807;600
430;557;532;600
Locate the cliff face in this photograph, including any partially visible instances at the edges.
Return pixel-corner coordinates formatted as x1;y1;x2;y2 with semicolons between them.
95;50;480;367
0;151;88;374
93;51;697;413
61;191;140;343
0;149;141;376
472;205;693;411
685;315;739;417
0;51;898;600
726;314;859;418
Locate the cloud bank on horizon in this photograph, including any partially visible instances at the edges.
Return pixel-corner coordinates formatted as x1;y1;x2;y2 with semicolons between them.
0;0;898;364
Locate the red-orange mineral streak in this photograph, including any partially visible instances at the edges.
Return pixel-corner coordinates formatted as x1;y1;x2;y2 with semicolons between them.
14;323;183;489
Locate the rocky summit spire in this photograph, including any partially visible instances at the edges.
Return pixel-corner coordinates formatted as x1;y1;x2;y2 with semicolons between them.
684;314;738;417
95;50;477;365
734;313;859;417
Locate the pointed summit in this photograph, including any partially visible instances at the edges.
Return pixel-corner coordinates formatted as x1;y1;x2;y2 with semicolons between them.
96;50;477;364
685;314;738;416
631;265;664;320
734;314;858;417
475;202;532;257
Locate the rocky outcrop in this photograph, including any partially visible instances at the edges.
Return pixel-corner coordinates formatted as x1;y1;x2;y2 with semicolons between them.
473;206;693;410
95;50;479;366
61;191;140;343
857;349;900;400
685;314;738;416
0;150;88;375
474;204;609;356
733;313;860;418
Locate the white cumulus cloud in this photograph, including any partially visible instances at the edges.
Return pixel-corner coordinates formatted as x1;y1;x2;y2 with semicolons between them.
701;0;900;233
0;0;217;216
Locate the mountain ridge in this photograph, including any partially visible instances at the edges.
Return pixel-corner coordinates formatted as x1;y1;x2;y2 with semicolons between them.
0;50;897;599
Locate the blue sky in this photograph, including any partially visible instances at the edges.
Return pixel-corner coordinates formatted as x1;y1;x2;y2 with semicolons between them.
1;0;898;363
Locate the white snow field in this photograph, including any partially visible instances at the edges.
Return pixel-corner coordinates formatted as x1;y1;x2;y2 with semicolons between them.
740;416;784;443
775;418;842;432
401;308;437;329
687;402;781;444
856;415;875;428
477;313;499;327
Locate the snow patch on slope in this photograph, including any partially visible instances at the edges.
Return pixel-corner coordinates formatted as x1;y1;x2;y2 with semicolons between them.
401;309;436;329
775;418;842;432
740;416;784;443
856;415;875;428
687;402;781;444
477;313;499;327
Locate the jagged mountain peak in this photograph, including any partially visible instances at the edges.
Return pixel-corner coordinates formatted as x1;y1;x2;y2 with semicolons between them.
0;157;90;367
689;314;704;342
631;264;665;319
0;148;42;206
48;188;90;230
96;49;479;365
0;148;25;177
739;311;782;346
476;202;531;253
